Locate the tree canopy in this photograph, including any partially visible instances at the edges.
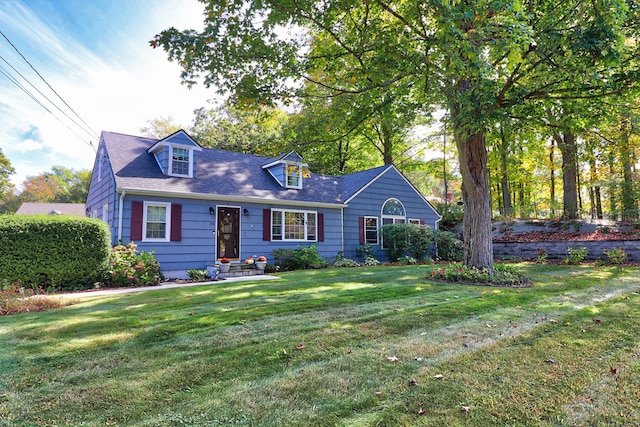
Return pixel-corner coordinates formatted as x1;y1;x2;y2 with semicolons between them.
153;0;640;270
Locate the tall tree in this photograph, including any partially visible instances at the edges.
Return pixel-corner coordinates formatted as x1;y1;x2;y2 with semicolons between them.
0;148;15;200
153;0;639;271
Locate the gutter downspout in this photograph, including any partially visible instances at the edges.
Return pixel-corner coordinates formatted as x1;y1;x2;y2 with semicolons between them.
117;190;126;243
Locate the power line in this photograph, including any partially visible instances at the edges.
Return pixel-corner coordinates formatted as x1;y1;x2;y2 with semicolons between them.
0;30;98;151
0;52;96;143
0;61;97;149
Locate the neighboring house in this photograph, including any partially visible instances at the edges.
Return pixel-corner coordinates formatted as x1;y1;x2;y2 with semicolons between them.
16;202;86;216
86;130;441;278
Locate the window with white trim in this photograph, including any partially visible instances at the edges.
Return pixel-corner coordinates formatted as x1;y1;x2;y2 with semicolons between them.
143;202;171;241
102;204;108;222
365;216;379;244
381;198;406;248
271;209;317;241
170;146;191;177
286;163;302;188
408;218;421;225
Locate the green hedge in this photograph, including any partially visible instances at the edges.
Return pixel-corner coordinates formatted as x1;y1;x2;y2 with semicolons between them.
0;215;111;290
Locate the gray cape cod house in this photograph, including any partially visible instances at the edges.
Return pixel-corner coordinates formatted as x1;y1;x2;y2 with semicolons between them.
86;130;441;278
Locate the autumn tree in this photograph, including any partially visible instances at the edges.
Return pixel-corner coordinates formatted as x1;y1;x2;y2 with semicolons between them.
153;0;639;271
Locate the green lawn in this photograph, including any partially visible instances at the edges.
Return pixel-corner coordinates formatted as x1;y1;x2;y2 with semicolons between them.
1;264;640;426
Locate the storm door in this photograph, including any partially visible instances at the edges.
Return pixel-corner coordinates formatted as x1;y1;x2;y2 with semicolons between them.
217;207;240;260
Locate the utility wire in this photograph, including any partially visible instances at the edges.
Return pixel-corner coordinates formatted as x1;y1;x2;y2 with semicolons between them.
0;52;96;143
0;61;97;149
0;30;98;150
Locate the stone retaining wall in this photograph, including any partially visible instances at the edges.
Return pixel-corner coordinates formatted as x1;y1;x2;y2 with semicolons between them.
493;240;640;261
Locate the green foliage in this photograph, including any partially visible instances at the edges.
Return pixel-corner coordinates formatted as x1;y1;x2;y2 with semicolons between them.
0;215;111;290
535;249;548;264
355;243;375;260
433;230;464;262
381;223;434;262
104;242;162;287
333;258;359;268
271;244;327;270
434;203;464;232
429;263;531;287
396;255;417;265
565;247;588;265
186;269;209;281
603;248;627;265
363;256;380;266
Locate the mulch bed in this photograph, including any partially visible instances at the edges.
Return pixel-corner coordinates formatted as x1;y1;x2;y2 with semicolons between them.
494;230;640;243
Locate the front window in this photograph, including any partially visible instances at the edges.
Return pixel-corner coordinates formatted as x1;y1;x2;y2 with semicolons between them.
171;147;191;176
144;202;170;241
381;198;406;248
365;216;378;244
271;209;317;241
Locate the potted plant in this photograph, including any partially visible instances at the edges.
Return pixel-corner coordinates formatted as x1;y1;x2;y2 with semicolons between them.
255;256;267;270
219;257;231;273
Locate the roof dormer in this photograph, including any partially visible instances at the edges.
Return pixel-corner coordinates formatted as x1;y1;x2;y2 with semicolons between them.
262;152;309;189
147;130;202;178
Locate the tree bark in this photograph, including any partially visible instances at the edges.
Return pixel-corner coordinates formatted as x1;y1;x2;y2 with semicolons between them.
499;125;512;218
453;124;494;272
619;112;637;221
549;138;556;218
555;131;579;219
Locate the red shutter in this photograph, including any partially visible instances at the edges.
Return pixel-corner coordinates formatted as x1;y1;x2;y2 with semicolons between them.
317;213;324;242
359;216;365;244
170;204;182;241
263;209;271;241
130;201;143;241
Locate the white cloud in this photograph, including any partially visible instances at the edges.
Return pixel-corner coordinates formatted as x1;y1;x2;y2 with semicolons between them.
0;0;213;186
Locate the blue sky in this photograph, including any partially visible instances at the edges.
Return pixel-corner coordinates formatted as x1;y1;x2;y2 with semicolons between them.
0;0;214;188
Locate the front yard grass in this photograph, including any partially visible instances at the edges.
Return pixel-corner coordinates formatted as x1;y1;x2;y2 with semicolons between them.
1;264;639;426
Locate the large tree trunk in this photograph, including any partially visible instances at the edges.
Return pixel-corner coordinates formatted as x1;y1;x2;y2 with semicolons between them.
619;112;637;221
549;138;556;217
453;126;494;272
555;131;579;219
499;125;512;217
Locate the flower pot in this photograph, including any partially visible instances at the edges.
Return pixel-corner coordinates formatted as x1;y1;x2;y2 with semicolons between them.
219;263;231;273
255;261;266;270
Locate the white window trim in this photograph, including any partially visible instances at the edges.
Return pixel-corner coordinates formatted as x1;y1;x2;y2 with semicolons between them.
381;199;406;249
102;204;108;223
169;145;194;178
143;201;171;242
285;162;303;189
408;218;421;225
271;208;317;241
364;216;379;245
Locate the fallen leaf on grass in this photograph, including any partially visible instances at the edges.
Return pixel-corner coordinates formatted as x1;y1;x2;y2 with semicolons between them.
386;355;399;362
295;344;305;349
610;367;618;375
417;407;426;415
545;358;555;364
549;319;558;324
461;406;471;414
593;318;602;324
434;374;444;380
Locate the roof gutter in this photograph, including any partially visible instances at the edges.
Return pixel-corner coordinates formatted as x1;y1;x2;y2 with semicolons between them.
116;187;347;210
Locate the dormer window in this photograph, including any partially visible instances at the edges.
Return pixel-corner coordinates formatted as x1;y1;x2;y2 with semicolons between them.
286;163;302;188
171;147;191;176
147;130;202;178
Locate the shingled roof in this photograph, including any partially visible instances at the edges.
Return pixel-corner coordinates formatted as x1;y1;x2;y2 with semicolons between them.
102;131;369;206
